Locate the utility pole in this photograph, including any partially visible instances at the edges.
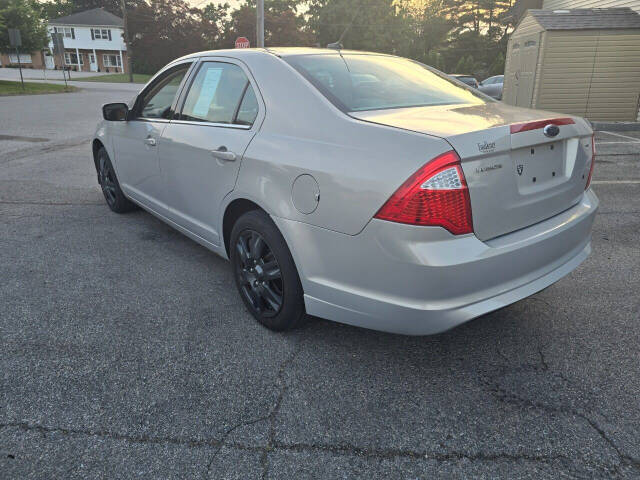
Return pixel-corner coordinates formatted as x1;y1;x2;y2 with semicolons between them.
256;0;264;48
121;0;134;82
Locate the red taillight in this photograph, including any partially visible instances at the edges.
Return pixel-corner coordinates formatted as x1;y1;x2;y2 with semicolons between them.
510;117;575;134
586;133;596;190
374;150;473;235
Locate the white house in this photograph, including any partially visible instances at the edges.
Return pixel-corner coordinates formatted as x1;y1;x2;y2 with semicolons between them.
47;8;128;73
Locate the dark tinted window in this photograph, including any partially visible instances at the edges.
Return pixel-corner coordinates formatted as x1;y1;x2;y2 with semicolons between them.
181;62;249;124
285;54;486;112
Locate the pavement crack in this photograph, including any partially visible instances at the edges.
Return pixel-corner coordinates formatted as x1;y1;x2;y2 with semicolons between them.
0;421;223;449
538;346;549;371
583;416;640;474
484;373;636;475
203;340;304;480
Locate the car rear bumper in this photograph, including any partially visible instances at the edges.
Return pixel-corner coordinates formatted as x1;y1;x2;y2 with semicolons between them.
273;189;598;335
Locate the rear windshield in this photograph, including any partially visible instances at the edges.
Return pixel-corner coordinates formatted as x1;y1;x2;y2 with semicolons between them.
284;53;487;112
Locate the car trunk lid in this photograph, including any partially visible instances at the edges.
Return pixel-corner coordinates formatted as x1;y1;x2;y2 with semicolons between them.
351;103;593;241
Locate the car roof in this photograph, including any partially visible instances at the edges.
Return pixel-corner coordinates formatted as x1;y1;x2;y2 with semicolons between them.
450;74;476;78
174;47;396;62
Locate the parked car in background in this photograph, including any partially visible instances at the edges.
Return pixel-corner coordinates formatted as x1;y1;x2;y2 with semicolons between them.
449;74;479;88
479;75;504;100
95;48;598;335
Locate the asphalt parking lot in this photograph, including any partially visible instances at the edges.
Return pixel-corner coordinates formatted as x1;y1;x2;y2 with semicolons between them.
1;85;639;479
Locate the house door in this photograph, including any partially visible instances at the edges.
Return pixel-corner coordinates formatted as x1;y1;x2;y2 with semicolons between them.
44;53;55;69
89;53;98;72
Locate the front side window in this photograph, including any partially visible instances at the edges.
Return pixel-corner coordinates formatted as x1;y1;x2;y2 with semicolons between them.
64;52;82;65
139;65;190;119
284;54;487;113
180;62;254;125
103;54;121;67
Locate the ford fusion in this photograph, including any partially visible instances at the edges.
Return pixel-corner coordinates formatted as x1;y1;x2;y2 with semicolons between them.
94;48;598;335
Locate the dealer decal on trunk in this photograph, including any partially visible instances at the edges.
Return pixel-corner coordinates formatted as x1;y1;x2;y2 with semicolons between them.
477;141;496;153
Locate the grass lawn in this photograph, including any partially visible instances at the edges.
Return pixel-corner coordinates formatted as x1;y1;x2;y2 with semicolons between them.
73;73;152;84
0;80;77;96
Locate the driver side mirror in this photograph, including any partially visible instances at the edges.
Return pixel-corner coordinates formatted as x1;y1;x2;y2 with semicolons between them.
102;103;129;121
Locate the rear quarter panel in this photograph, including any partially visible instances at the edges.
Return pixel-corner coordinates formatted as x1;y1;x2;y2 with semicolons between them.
232;53;453;236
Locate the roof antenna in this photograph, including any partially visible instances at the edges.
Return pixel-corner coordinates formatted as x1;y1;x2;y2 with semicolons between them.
327;1;364;49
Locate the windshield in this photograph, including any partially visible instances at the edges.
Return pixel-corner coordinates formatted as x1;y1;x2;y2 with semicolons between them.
284;53;487;112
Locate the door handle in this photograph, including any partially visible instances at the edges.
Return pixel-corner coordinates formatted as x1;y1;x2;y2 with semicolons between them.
212;147;237;162
144;137;157;147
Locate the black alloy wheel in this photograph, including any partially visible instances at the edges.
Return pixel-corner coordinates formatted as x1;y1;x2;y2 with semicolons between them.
235;229;284;317
96;147;136;213
99;154;118;208
230;210;305;331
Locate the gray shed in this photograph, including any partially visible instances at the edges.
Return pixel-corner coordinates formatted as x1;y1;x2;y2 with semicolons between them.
503;8;640;121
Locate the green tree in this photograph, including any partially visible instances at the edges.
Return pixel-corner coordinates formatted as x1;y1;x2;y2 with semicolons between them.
36;0;74;20
219;0;310;48
128;0;222;74
307;0;408;53
0;0;49;52
397;0;453;64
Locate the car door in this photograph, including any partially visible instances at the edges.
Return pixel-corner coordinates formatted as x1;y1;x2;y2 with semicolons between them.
159;59;263;246
110;61;192;210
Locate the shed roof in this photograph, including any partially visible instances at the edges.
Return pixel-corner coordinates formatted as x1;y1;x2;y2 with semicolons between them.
49;8;123;27
527;8;640;31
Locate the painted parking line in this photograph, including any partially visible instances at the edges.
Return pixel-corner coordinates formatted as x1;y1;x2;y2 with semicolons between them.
592;180;640;184
600;131;640;142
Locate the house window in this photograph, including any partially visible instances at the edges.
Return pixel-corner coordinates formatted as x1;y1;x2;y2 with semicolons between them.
94;29;110;39
64;52;83;65
103;54;121;67
63;27;73;38
8;53;32;64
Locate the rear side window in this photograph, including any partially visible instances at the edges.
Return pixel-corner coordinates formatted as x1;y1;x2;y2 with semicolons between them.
284;54;487;113
180;62;253;125
236;84;259;126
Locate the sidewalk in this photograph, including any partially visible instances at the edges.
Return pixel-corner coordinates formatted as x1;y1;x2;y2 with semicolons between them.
0;68;111;82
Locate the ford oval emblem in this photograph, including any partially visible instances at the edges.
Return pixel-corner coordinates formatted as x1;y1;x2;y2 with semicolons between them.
543;124;560;138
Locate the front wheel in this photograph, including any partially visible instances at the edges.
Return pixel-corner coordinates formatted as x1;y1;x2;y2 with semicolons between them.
97;147;137;213
230;210;305;331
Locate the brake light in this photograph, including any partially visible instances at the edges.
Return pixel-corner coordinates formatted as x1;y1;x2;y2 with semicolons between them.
586;133;595;190
374;150;473;235
510;117;574;134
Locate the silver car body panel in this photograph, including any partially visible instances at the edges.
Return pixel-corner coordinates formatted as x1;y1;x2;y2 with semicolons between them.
274;190;597;335
95;48;598;335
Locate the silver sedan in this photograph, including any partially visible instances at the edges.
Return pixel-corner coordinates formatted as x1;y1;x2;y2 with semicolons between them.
94;48;598;335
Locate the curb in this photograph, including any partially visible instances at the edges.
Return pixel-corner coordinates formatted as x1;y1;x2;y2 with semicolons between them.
592;122;640;132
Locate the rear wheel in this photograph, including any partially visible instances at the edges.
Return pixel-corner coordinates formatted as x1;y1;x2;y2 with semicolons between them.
97;147;136;213
230;210;305;331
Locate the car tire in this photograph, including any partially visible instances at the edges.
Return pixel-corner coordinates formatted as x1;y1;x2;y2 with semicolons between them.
96;147;137;213
230;209;305;331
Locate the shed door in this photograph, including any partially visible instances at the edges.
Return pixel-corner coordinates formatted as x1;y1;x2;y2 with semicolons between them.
514;35;540;108
504;40;521;105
